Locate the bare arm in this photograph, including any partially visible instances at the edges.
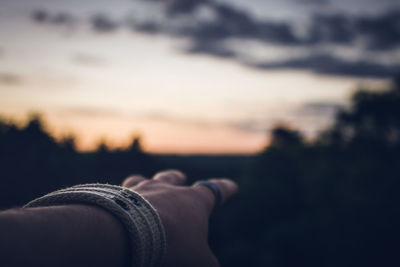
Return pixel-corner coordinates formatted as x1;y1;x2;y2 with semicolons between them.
0;204;129;267
0;170;238;267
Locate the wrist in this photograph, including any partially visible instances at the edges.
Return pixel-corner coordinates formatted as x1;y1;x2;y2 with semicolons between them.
24;184;166;267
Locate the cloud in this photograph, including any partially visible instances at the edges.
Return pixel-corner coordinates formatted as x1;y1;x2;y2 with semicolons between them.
30;4;400;52
306;10;400;50
90;14;119;33
130;1;300;45
165;0;210;15
192;8;298;44
72;53;108;66
307;14;353;45
310;11;400;51
141;111;269;133
129;21;162;34
297;102;344;117
32;9;76;26
249;53;400;78
129;1;400;57
146;112;278;135
225;119;269;134
185;42;237;58
0;72;23;86
31;4;400;52
142;111;216;128
293;0;329;5
219;102;345;135
29;3;400;78
31;10;120;33
139;0;210;15
288;101;345;137
355;10;400;51
59;107;120;117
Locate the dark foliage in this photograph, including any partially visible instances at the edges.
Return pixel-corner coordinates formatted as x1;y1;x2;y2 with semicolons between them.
1;77;400;266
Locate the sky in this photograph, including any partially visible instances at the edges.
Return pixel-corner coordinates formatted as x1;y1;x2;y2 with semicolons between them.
0;0;399;154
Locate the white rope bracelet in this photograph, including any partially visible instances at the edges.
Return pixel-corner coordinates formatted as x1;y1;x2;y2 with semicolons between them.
24;184;166;267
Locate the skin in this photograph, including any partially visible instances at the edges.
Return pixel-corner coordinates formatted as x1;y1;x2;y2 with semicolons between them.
0;170;238;267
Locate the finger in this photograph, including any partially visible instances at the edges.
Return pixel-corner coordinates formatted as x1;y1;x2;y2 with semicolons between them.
122;175;146;188
153;170;187;185
193;178;238;214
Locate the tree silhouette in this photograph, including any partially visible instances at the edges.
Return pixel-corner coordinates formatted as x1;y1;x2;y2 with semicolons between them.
270;127;303;148
324;79;400;147
127;136;143;154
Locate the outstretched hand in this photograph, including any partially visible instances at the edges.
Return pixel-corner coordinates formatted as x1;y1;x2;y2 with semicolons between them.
122;170;238;267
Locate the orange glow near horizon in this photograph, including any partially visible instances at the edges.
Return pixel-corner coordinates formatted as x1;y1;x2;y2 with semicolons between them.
0;110;268;154
53;118;268;154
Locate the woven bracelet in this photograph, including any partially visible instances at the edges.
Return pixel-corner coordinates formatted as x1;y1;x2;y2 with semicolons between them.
24;184;166;267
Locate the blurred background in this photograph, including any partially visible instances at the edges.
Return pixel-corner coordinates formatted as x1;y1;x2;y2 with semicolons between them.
1;0;400;266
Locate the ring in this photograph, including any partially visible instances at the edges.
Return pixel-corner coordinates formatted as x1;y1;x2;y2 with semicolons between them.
194;180;222;210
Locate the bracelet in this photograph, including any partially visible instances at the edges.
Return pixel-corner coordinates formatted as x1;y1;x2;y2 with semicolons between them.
24;184;166;267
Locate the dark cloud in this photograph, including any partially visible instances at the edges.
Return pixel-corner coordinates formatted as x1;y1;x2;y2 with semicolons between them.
30;3;400;78
249;53;400;78
196;4;298;44
132;1;300;45
356;10;400;50
32;9;75;25
166;0;210;15
132;1;400;52
307;14;353;44
31;4;400;52
32;9;47;23
31;10;120;33
91;14;119;33
139;0;210;15
306;10;400;50
51;13;74;25
293;0;329;5
0;72;23;86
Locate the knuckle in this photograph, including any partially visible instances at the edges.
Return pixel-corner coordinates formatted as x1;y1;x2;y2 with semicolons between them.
157;169;186;179
122;177;137;186
124;177;134;183
137;179;156;187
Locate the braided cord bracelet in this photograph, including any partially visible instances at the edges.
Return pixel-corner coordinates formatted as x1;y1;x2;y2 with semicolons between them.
24;184;166;267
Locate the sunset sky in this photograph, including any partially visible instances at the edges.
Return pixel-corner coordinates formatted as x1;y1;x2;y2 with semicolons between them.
0;0;399;153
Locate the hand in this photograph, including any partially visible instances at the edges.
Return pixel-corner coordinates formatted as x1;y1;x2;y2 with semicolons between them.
122;170;238;267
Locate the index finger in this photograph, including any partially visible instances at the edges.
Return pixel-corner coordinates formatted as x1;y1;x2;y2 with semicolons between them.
193;178;239;215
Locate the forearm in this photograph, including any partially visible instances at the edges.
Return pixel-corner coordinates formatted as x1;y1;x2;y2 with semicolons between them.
0;204;129;267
